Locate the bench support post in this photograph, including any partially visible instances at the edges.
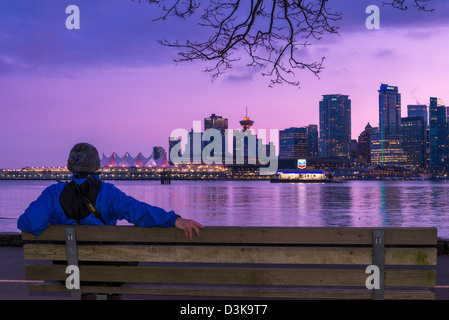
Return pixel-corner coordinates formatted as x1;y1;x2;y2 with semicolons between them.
65;227;81;300
372;229;385;300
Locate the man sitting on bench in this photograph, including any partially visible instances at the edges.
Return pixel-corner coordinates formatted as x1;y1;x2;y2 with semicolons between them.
17;142;204;239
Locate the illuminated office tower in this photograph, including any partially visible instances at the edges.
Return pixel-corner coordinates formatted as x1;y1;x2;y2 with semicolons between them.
401;116;426;167
204;114;228;161
307;125;319;157
319;94;351;159
279;125;318;159
372;84;406;165
370;131;407;165
153;146;166;161
204;114;228;134
279;127;309;159
429;97;449;171
379;84;401;136
407;104;428;128
357;123;376;164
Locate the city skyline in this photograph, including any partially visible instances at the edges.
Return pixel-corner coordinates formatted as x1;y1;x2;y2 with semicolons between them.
1;1;449;169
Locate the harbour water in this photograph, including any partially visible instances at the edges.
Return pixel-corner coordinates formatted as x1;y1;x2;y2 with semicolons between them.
1;179;448;239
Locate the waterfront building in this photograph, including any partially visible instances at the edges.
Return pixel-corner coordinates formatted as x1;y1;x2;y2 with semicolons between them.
153;146;166;161
401;116;427;167
350;139;358;162
370;130;407;165
357;123;376;164
168;137;182;165
117;152;137;167
204;114;228;134
279;125;319;159
429;97;449;171
408;104;428;127
373;84;406;165
319;94;351;159
188;129;205;164
101;152;120;167
279;127;308;159
307;125;319;157
100;152;163;168
204;114;228;162
379;84;401;136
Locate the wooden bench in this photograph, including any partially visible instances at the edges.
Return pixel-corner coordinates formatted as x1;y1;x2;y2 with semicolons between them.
21;225;437;300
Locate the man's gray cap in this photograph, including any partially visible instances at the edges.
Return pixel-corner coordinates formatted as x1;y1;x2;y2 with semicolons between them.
67;143;101;173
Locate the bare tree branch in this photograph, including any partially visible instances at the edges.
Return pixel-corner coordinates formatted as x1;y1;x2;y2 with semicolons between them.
382;0;434;12
134;0;434;88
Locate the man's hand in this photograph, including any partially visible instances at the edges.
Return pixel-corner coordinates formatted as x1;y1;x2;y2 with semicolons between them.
175;217;204;239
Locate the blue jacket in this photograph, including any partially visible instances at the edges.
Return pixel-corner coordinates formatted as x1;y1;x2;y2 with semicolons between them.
17;175;179;236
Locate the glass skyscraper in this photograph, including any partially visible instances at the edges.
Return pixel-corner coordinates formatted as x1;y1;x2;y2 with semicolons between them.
204;114;228;134
372;84;406;165
379;84;401;136
401;116;426;167
319;94;351;159
407;105;428;128
204;114;228;162
279;125;318;159
357;123;376;164
429;97;449;171
279;127;308;159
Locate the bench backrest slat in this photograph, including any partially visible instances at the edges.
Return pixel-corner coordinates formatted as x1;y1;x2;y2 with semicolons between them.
22;225;437;245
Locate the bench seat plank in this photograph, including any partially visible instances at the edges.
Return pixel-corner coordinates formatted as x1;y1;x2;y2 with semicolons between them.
25;265;436;287
27;283;434;300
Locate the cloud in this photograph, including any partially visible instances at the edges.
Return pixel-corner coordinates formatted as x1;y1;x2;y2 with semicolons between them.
1;0;448;78
0;1;188;76
372;49;397;59
333;0;449;32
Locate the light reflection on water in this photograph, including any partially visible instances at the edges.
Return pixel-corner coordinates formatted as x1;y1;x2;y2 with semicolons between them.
1;179;448;239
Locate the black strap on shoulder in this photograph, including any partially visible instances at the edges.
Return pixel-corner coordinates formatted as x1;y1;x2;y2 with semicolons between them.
59;176;106;225
73;180;107;225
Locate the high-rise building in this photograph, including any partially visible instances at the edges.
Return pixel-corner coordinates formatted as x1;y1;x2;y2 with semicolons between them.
279;125;318;159
319;94;351;159
204;114;228;134
188;129;204;164
374;84;405;165
357;123;376;164
307;125;319;157
407;105;428;128
429;97;449;171
279;127;308;159
168;137;182;165
370;131;407;165
204;114;228;161
401;116;426;167
379;84;401;136
153;146;166;160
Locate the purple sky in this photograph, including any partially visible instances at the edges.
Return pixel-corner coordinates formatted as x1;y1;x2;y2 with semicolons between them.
1;0;449;169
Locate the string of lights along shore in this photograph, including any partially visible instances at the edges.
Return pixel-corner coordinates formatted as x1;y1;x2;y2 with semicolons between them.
162;83;445;173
